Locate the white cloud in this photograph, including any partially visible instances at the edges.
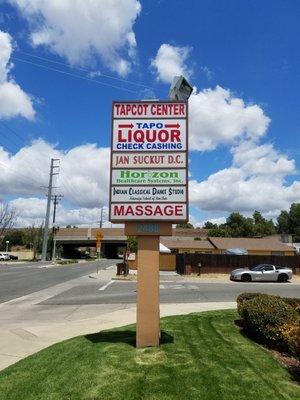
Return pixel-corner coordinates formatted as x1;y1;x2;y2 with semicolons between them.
151;43;192;83
0;30;35;119
0;139;110;208
189;86;270;151
190;140;300;214
10;197;114;227
0;30;12;82
9;0;141;76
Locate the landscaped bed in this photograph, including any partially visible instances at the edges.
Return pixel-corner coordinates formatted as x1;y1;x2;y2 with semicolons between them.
0;310;299;400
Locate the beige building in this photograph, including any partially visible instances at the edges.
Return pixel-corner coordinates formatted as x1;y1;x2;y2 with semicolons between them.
208;237;296;256
161;238;218;254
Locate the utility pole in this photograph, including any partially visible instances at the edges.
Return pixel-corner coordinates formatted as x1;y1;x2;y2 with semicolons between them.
41;158;60;261
100;207;103;228
51;194;63;261
52;194;64;225
97;207;104;228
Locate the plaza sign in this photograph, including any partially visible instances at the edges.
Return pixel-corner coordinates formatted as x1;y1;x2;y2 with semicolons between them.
109;101;188;222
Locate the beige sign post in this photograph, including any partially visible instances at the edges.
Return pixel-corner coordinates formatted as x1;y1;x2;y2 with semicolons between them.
110;101;188;347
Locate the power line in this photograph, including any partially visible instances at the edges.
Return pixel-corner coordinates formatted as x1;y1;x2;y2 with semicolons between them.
12;56;140;94
0;120;28;146
16;50;153;90
0;160;46;191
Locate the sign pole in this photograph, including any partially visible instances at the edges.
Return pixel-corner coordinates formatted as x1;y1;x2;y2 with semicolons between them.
136;235;160;347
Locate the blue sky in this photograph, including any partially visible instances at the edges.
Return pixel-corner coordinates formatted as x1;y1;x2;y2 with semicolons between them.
0;0;300;227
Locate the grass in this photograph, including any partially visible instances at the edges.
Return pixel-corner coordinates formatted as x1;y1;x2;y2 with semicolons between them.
0;310;299;400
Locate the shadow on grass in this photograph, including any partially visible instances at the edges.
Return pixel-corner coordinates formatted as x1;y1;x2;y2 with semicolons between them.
85;330;174;348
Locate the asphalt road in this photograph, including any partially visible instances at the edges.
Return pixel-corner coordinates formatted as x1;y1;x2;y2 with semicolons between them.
1;261;299;305
0;260;118;303
41;279;300;305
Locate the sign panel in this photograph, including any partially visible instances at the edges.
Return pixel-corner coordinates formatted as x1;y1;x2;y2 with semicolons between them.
110;203;187;221
112;152;186;168
113;102;187;119
109;101;188;222
112;119;186;151
111;169;186;185
111;186;186;203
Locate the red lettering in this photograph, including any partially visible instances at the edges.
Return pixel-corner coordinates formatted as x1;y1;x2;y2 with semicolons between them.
175;205;183;216
114;205;125;216
117;130;126;142
171;130;180;142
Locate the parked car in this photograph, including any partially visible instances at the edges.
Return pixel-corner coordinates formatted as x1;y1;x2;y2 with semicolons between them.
8;254;18;260
0;252;10;261
230;264;293;282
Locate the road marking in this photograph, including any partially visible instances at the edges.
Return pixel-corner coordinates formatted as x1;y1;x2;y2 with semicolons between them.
98;280;114;291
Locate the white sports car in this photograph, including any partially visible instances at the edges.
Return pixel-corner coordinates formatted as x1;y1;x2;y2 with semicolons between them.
230;264;293;282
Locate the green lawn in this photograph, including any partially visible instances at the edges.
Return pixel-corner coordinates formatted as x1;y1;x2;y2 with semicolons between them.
0;310;299;400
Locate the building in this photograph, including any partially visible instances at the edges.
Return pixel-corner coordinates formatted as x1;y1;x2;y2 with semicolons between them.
54;228;296;258
161;238;217;254
208;237;296;256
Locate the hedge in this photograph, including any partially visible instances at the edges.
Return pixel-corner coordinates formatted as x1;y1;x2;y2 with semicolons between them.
237;293;300;358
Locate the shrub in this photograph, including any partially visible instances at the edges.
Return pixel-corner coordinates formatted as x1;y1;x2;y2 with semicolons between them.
279;323;300;359
240;294;299;351
236;293;274;316
282;297;300;314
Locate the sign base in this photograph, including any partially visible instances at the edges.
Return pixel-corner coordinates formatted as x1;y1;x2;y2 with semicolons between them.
136;235;160;348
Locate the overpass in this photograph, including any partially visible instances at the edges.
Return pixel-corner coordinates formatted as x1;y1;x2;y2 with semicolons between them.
55;228;127;258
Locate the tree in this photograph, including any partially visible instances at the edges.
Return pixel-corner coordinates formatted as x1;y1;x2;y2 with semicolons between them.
226;212;254;237
0;202;17;238
253;211;276;236
277;210;290;234
289;203;300;240
208;226;231;237
176;223;194;229
23;224;44;260
127;236;137;253
203;221;217;229
2;230;25;248
253;211;264;225
276;203;300;241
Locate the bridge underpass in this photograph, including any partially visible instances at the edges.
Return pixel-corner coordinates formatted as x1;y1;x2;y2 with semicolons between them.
55;228;127;259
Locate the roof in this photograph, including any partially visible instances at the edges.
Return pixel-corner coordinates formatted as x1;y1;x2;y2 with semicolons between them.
161;239;215;250
208;237;296;252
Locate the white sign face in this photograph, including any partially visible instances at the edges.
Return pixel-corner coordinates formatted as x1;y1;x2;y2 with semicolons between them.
112;119;186;151
111;186;186;203
111;169;186;185
112;152;186;168
109;101;188;222
110;203;187;221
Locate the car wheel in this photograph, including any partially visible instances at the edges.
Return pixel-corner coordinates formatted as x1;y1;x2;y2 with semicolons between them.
277;274;288;283
241;274;252;282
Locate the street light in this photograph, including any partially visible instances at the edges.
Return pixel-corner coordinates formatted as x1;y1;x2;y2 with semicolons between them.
169;75;193;101
5;240;9;252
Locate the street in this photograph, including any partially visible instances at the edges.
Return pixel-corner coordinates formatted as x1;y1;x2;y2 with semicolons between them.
0;260;117;303
1;260;299;305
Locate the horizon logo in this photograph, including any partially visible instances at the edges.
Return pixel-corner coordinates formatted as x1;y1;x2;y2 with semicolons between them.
120;170;179;179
